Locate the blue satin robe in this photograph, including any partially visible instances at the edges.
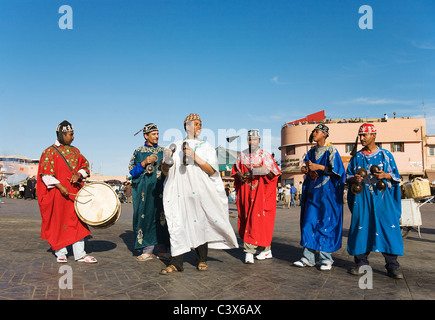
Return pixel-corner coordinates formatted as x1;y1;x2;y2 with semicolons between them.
346;148;404;256
300;144;345;253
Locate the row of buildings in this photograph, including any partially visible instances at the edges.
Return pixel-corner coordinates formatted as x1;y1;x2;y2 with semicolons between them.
279;111;435;187
2;110;435;190
0;156;126;186
216;110;435;188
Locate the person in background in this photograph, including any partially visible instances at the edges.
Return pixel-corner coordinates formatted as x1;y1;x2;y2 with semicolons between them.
297;181;303;206
290;183;297;207
283;185;290;209
123;181;132;203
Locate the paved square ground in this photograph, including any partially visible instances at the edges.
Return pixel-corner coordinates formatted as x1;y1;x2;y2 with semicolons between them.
1;197;434;301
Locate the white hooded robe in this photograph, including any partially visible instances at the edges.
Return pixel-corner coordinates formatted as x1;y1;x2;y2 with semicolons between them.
163;138;239;257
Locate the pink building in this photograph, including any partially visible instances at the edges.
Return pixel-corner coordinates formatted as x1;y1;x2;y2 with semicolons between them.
279;111;435;187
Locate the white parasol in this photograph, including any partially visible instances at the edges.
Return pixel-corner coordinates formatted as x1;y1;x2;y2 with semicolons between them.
6;173;28;186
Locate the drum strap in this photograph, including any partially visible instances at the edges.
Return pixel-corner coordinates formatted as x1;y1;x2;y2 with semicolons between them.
52;144;74;173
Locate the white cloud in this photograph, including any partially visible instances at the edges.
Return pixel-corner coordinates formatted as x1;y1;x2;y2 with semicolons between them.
270;76;289;85
411;40;435;50
335;97;418;106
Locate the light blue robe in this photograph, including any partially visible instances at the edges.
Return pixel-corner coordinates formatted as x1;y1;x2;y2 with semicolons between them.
300;144;345;253
346;148;404;256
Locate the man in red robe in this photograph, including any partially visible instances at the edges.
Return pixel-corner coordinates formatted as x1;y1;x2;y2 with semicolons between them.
231;130;281;264
37;121;97;263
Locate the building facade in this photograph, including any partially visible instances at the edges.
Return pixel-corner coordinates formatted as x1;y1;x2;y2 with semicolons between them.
280;112;435;187
0;155;39;177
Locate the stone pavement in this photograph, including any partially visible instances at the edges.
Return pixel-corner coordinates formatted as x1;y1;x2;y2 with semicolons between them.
0;197;435;303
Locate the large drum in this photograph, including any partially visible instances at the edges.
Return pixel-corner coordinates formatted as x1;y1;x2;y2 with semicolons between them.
74;182;121;228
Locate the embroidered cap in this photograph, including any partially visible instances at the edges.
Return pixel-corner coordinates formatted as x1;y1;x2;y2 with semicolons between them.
184;113;201;124
358;123;377;134
143;123;158;134
134;123;158;136
247;129;260;138
56;120;74;145
313;124;329;137
56;120;74;133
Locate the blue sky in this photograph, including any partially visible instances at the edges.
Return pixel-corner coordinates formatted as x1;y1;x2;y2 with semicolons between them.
1;0;434;176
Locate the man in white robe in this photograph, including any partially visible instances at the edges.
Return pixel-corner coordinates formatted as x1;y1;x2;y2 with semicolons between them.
160;113;238;274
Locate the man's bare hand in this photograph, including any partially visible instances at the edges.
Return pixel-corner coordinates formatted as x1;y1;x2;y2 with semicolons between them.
373;170;391;181
141;154;158;167
56;183;69;197
70;172;82;184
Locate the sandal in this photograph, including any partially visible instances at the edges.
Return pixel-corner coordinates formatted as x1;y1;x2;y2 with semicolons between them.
136;253;153;262
77;255;98;263
197;262;208;271
159;264;179;275
56;255;67;263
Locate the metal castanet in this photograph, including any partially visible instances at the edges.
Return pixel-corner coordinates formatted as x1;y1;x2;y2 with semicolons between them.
163;143;177;167
351;183;363;194
376;180;387;191
300;161;319;180
182;141;194;166
370;165;381;175
351;168;367;195
370;165;387;191
145;154;158;174
357;167;368;178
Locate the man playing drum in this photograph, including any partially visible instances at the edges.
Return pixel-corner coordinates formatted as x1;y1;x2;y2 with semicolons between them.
159;114;238;274
129;123;170;261
37;121;97;263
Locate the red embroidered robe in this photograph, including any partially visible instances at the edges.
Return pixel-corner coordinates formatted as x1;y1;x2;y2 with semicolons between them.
231;149;281;247
37;144;90;250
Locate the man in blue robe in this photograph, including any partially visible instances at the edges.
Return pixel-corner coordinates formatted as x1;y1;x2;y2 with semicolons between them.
346;123;404;279
294;124;345;271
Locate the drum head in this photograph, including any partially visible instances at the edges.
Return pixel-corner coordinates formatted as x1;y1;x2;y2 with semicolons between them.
74;182;120;226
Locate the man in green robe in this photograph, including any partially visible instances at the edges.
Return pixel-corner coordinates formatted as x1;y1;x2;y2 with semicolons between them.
129;123;170;261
